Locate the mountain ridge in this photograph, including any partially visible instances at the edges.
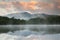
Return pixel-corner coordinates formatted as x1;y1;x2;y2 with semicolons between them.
6;12;60;20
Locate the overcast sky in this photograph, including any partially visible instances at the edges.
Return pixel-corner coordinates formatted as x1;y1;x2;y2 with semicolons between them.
0;0;60;16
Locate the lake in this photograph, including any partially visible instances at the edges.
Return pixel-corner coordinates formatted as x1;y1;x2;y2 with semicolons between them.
0;25;60;40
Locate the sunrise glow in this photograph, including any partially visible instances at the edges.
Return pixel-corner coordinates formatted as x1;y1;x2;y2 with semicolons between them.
0;0;60;15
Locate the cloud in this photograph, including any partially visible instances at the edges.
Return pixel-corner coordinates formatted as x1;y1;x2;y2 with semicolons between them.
12;1;55;11
0;0;60;15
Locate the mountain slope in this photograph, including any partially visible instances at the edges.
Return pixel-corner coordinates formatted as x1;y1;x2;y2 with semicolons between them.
6;12;32;20
6;12;52;20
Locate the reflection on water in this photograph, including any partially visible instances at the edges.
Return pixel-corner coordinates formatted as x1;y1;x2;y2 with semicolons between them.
0;25;60;34
0;25;60;40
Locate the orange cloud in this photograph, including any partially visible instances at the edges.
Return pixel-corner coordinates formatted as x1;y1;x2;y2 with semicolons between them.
0;0;60;12
29;1;37;5
20;2;28;10
0;2;6;4
19;1;38;10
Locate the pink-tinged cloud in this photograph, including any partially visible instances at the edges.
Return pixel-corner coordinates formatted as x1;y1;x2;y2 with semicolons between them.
0;0;60;15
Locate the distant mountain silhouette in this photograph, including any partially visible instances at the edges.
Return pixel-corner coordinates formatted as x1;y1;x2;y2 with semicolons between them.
6;12;54;20
6;12;32;20
32;13;49;19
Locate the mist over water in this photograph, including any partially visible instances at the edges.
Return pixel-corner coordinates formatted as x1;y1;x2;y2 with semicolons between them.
0;25;60;40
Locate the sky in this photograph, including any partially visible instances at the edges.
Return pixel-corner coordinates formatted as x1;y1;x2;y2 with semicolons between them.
0;0;60;16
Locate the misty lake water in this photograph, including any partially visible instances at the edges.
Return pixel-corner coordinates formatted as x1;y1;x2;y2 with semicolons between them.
0;25;60;40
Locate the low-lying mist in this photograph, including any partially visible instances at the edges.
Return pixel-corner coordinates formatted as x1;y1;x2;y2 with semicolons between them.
0;25;60;34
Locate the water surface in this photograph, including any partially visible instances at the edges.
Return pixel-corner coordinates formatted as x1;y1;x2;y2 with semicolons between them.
0;25;60;40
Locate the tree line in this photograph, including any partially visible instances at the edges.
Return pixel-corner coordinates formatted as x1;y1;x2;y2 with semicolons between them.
0;16;26;25
28;15;60;24
0;15;60;25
